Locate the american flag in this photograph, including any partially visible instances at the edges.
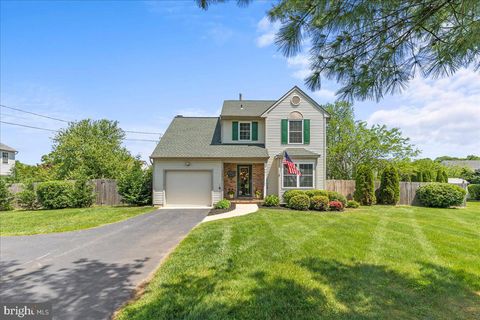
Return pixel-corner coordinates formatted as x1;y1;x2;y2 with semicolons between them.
283;151;302;176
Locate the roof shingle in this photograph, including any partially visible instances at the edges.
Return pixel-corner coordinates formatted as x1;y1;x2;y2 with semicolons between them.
220;100;275;117
151;117;268;159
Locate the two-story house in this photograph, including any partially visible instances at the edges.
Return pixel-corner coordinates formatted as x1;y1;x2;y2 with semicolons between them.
151;86;329;207
0;143;17;176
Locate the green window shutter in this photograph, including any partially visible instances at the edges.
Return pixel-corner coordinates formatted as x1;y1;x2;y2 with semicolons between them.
281;119;288;144
252;122;258;141
232;121;238;141
303;119;310;144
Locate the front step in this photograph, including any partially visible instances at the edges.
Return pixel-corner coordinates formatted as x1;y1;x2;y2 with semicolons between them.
230;198;263;204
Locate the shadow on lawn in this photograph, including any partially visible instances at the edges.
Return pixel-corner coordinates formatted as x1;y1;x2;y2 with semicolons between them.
0;257;148;320
119;258;480;320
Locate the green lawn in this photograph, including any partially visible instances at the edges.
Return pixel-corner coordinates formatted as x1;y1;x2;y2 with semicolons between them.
0;206;155;236
116;202;480;320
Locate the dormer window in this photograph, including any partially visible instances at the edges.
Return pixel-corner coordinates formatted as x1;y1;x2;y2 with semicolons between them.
239;122;251;141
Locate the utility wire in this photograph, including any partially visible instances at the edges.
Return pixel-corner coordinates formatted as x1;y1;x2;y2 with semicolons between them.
0;104;163;135
0;120;159;142
1;104;69;123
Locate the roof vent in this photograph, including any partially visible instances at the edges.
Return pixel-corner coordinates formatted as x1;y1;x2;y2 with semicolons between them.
290;95;301;106
176;115;183;118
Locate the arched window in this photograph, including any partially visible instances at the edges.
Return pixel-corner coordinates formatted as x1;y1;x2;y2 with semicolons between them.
289;111;303;120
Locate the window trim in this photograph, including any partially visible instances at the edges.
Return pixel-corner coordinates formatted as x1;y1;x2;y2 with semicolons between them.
288;119;303;144
238;121;252;141
282;160;315;189
2;152;8;164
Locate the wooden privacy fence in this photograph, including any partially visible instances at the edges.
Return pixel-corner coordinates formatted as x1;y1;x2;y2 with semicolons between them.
91;179;122;206
9;179;123;206
326;180;468;206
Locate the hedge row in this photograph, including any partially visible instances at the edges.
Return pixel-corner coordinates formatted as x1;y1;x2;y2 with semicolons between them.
1;180;96;211
280;189;353;211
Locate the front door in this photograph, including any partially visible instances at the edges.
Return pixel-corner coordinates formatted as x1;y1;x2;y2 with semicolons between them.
237;165;252;197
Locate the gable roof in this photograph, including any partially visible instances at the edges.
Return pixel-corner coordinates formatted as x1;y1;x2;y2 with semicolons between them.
221;100;275;117
0;143;16;152
261;86;330;117
150;117;269;159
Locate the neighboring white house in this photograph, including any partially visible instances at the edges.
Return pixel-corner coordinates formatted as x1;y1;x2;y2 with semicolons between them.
0;143;17;176
150;86;329;207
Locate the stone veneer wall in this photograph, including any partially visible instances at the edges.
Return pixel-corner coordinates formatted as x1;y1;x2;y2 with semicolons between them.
223;163;265;198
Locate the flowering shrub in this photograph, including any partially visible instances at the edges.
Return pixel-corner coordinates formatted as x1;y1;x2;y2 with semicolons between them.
329;200;344;211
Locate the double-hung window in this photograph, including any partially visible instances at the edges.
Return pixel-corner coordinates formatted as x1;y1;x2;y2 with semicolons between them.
2;152;8;164
288;120;303;144
239;122;251;141
283;162;314;188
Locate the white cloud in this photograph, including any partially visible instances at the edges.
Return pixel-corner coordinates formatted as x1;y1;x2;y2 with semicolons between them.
286;53;310;79
255;16;280;47
368;68;480;158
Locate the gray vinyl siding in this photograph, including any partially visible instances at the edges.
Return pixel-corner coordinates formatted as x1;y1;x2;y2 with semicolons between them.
264;89;328;198
221;119;265;144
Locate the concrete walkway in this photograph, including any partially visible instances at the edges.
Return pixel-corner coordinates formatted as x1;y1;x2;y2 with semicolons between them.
202;204;258;223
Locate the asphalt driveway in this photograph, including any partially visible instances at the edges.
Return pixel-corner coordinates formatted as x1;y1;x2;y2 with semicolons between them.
0;208;208;320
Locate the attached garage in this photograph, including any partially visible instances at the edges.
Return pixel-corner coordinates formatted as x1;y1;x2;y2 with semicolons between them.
165;170;212;207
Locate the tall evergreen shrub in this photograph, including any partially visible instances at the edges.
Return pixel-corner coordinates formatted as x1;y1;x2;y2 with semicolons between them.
378;165;400;205
353;165;376;205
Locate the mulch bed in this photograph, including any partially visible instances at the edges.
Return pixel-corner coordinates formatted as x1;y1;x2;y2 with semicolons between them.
208;203;236;216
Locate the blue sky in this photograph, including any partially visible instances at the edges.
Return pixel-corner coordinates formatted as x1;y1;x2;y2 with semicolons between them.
1;1;479;165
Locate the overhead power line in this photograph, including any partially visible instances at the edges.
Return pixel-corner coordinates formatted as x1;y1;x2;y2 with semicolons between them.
0;104;163;135
1;104;69;123
0;120;159;142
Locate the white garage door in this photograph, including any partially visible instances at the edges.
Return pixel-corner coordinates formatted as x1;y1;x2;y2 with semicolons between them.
165;170;212;207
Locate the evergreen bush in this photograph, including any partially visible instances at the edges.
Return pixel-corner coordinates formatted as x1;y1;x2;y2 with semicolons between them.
310;195;329;211
283;190;305;206
417;183;466;208
289;194;310;210
264;195;280;207
0;179;13;211
353;165;376;205
467;184;480;200
378;165;400;205
36;181;75;209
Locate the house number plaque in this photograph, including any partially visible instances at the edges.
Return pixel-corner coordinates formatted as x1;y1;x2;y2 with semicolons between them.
227;170;236;178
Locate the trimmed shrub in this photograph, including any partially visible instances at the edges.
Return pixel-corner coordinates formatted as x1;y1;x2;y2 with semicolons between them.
215;199;231;209
467;184;480;200
310;195;329;211
71;178;96;208
118;164;152;206
0;179;13;211
283;190;305;206
327;191;347;206
353;165;376;206
289;194;310;210
16;183;39;210
305;190;328;198
346;200;360;208
36;181;75;209
417;183;466;208
378;165;400;205
329;200;344;211
264;195;280;207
